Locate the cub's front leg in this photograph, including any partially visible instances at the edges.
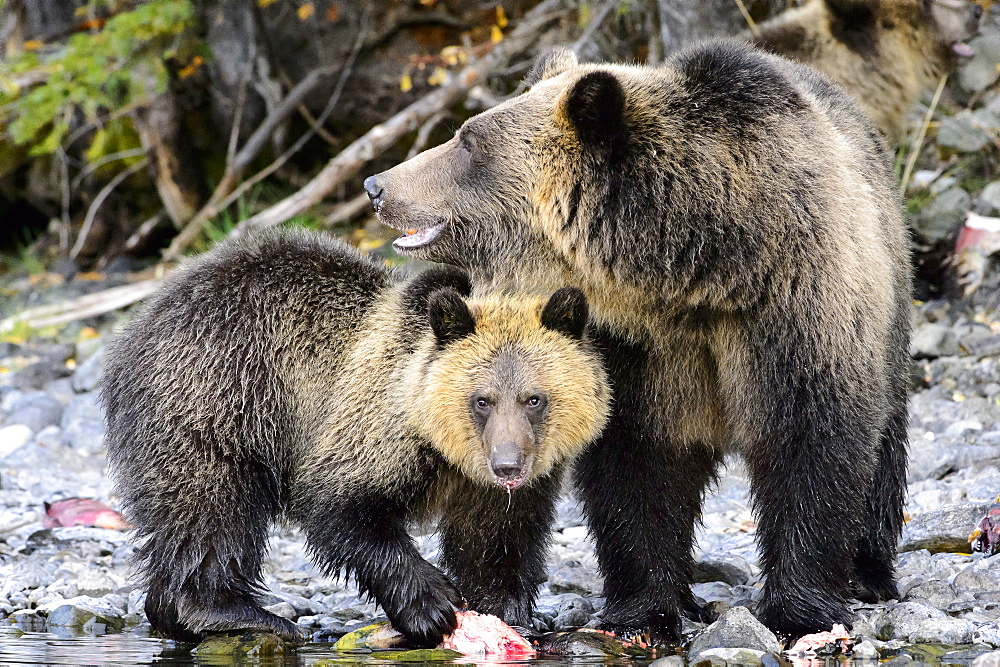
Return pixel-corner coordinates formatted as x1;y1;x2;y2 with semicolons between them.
298;491;465;646
437;467;563;626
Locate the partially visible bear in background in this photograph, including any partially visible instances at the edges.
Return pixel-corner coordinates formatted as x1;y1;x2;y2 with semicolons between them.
102;229;610;646
753;0;982;142
365;40;911;640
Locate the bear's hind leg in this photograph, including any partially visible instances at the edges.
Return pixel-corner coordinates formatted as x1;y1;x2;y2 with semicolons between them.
852;393;907;603
131;463;299;642
437;468;563;627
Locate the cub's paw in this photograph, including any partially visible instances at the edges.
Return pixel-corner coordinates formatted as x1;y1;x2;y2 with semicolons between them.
389;569;465;647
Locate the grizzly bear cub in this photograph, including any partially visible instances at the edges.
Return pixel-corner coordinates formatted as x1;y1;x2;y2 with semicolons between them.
102;229;609;645
753;0;982;141
365;40;911;640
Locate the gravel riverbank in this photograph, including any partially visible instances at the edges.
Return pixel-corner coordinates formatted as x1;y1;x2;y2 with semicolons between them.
3;289;1000;664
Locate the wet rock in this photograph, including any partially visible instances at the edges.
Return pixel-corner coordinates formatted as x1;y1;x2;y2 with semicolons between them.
694;555;752;586
548;562;601;596
651;657;686;667
8;609;47;632
690;647;766;666
901;503;989;553
885;602;947;642
194;631;293;657
369;649;464;661
688;606;780;657
853;640;880;659
552;594;594;630
45;600;125;633
535;629;638;658
0;424;32;459
911;323;961;359
908;617;975;644
70;349;103;393
263;601;296;621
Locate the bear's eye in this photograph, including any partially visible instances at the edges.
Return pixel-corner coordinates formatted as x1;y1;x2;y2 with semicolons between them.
459;135;474;154
475;397;490;409
527;396;542;408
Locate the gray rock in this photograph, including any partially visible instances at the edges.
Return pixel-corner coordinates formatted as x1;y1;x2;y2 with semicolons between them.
981;181;1000;213
961;33;1000;92
900;503;988;553
60;393;105;455
911;323;961;359
263;601;296;620
853;640;879;659
904;579;957;610
46;601;125;633
885;602;947;642
908;617;975;644
7;392;64;432
975;650;1000;667
651;657;686;667
938;110;999;153
974;621;1000;647
955;554;1000;590
690;647;766;666
687;606;780;657
548;563;601;596
0;424;32;459
695;555;752;586
916;188;971;243
71;348;103;393
553;594;594;630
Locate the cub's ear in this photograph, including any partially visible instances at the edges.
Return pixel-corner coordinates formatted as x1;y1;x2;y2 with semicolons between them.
824;0;877;26
429;288;476;346
541;287;588;340
563;71;626;147
402;267;471;315
526;47;577;87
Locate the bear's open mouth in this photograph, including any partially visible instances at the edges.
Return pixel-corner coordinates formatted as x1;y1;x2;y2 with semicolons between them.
495;474;527;490
391;222;448;251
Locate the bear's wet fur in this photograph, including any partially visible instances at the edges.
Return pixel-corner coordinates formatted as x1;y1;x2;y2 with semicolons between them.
102;228;609;645
367;40;912;640
753;0;982;141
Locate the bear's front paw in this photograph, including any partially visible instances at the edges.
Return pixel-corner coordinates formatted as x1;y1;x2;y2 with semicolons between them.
600;607;681;644
389;568;465;647
756;593;854;641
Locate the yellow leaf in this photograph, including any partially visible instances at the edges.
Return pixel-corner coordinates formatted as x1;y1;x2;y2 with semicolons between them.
23;40;43;51
953;392;966;402
258;0;279;6
65;359;77;370
427;66;447;86
400;74;413;92
496;6;508;28
79;327;99;340
441;46;466;66
178;55;204;79
298;3;315;19
491;24;503;43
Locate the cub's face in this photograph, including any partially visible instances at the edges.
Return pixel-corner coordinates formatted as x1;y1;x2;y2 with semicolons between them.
823;0;981;55
407;287;609;489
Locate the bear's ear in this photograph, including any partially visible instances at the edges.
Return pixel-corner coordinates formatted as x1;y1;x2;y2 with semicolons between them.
824;0;877;27
428;288;476;346
541;287;588;340
563;71;626;147
526;48;578;87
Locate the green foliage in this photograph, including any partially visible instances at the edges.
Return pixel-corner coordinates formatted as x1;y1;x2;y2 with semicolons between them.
197;183;323;253
0;0;194;156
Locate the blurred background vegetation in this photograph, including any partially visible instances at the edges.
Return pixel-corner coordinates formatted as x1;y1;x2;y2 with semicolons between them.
2;0;1000;333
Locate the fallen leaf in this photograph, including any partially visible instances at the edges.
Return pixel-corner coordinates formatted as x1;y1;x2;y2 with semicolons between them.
400;73;413;92
491;24;503;43
326;5;340;22
297;3;314;19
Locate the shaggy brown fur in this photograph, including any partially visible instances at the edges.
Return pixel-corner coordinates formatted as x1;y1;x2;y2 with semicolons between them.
102;228;609;645
365;40;911;640
753;0;982;142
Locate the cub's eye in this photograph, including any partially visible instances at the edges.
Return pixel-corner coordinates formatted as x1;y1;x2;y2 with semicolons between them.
460;136;473;154
527;396;542;408
476;397;490;409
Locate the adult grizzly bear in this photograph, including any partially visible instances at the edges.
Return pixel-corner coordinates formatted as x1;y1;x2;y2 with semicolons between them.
364;40;911;640
103;229;610;644
753;0;982;142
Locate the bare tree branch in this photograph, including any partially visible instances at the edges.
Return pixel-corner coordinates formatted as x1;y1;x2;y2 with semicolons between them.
229;0;566;236
69;158;149;260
